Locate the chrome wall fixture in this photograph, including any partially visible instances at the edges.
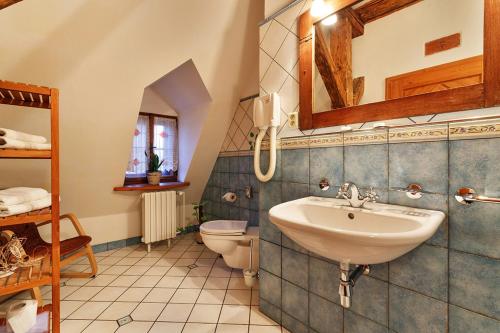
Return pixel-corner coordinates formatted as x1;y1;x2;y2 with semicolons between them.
319;178;330;191
455;187;500;205
389;183;432;199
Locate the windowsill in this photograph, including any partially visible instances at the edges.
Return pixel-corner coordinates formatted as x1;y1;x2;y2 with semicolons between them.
113;181;190;192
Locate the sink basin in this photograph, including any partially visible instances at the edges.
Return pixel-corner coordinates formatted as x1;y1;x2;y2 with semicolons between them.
268;196;445;264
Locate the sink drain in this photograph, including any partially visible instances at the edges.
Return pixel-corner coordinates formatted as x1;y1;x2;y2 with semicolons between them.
348;213;355;220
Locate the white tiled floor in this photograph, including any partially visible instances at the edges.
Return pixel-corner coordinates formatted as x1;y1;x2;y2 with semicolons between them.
4;234;288;333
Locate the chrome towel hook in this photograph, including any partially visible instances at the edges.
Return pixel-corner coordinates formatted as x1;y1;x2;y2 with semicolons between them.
455;187;500;205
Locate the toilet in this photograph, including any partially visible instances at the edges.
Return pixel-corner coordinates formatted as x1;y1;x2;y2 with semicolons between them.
200;220;259;272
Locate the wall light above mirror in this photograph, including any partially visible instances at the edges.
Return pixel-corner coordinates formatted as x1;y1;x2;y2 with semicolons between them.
298;0;500;130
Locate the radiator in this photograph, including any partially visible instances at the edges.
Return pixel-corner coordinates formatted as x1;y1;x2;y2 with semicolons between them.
141;191;185;251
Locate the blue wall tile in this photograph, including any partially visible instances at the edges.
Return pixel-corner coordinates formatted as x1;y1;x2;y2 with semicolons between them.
368;263;388;281
259;181;282;211
281;234;308;254
281;182;309;202
309;147;343;186
449;305;500;333
282;248;308;289
229;156;239;173
259;210;281;245
344;144;388;188
218;157;229;172
389;244;448;301
309;293;343;333
260;269;282;307
92;243;108;253
389;284;447;333
350;276;388;326
449;250;500;319
239;155;251;174
260;240;281;277
282;280;308;324
449;138;500;195
282;312;308;333
449;197;500;258
344;310;388;333
260;298;282;324
282;149;309;183
108;239;126;250
125;236;141;246
389;141;448;194
203;130;499;333
309;257;339;303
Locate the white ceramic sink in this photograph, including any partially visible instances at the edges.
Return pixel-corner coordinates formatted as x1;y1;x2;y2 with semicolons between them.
269;196;445;264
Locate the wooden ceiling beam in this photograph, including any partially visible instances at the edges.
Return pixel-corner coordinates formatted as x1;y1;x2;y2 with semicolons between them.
342;8;364;38
0;0;22;10
355;0;422;24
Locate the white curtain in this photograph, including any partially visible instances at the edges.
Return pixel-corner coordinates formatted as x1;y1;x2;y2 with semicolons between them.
153;117;178;174
127;115;149;175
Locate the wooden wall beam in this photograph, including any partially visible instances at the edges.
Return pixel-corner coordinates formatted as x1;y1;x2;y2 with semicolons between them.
315;24;349;108
330;16;354;107
353;77;365;105
298;11;314;129
355;0;422;24
0;0;22;10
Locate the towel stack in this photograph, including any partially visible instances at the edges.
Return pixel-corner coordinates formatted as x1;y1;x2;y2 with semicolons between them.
0;187;52;217
0;128;51;150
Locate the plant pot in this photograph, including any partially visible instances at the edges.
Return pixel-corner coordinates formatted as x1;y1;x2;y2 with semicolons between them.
147;171;161;185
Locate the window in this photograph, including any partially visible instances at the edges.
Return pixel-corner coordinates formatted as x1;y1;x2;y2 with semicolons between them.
126;112;178;184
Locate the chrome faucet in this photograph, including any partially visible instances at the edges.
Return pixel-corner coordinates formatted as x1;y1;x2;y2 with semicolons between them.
336;182;378;208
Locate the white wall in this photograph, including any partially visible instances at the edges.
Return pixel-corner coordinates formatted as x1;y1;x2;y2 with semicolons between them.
0;0;263;243
265;0;296;18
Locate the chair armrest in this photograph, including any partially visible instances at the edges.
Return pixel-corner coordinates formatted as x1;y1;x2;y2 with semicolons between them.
36;213;87;236
61;213;87;236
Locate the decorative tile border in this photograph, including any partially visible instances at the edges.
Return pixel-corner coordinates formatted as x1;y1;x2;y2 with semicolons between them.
218;117;500;156
449;118;500;140
308;133;343;148
389;123;448;143
280;137;309;149
344;129;388;145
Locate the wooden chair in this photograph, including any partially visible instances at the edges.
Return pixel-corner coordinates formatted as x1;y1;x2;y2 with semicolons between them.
0;213;98;305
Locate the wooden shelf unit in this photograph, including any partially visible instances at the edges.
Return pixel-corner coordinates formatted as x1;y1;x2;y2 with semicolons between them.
0;149;51;159
0;80;60;333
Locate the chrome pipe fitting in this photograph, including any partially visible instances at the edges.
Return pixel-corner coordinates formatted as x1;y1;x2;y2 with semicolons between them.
338;263;370;308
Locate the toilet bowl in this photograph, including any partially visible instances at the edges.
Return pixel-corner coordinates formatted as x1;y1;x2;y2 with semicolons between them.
200;220;259;272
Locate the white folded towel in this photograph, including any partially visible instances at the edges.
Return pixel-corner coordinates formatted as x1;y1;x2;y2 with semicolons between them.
0;137;51;150
0;187;49;206
30;195;52;210
0;128;47;143
0;194;52;217
0;203;32;217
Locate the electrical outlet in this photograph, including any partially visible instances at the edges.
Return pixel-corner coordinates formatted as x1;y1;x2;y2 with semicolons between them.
288;111;299;129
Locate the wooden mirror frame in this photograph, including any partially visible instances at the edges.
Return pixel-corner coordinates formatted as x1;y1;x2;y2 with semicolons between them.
299;0;500;130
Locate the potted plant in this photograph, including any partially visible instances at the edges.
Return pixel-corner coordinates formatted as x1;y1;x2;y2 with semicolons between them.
145;151;164;185
192;201;208;244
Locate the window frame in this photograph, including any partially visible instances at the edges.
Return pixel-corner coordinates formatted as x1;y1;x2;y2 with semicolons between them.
124;112;179;185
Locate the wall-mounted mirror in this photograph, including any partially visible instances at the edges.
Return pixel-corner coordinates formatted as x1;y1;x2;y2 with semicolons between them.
298;0;500;129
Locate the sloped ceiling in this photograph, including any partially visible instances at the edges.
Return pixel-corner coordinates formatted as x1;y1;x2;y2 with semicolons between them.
0;0;264;242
